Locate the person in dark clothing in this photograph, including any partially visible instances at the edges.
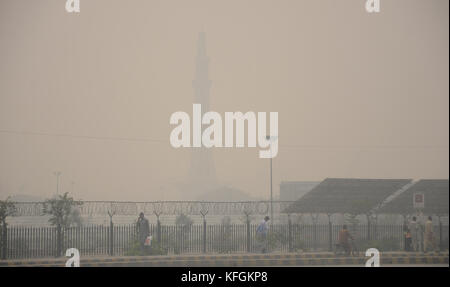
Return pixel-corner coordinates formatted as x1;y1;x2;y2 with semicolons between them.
338;225;353;255
404;226;412;251
137;212;150;255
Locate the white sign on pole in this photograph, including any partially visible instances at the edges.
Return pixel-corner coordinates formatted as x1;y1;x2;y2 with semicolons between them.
413;193;425;209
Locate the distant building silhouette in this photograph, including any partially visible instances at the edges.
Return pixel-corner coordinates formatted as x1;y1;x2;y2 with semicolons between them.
279;181;319;201
188;32;217;197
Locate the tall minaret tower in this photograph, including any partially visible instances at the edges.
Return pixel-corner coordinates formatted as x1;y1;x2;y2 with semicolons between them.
188;32;217;194
193;32;211;111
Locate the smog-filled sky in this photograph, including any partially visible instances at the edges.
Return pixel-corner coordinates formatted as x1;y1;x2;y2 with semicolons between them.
0;0;448;201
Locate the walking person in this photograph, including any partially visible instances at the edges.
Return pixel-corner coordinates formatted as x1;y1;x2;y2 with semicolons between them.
256;216;270;253
404;226;412;251
418;215;425;252
137;212;150;255
338;225;353;255
409;216;419;251
424;216;435;253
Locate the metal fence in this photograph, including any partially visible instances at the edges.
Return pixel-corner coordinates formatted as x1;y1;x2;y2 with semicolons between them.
1;223;448;259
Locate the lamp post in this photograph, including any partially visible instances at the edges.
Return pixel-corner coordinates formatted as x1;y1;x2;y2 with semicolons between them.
266;135;277;224
54;171;61;195
270;153;273;223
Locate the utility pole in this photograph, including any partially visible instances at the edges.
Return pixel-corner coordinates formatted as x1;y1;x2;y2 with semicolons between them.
54;171;61;195
266;135;275;224
270;155;273;223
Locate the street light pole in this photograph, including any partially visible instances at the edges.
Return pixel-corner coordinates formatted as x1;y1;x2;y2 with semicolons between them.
270;156;273;223
54;171;61;195
266;135;274;224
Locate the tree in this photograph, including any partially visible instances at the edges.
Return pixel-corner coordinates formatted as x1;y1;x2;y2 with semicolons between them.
0;197;16;226
42;192;82;257
175;213;193;228
43;192;83;228
69;207;84;227
0;197;16;259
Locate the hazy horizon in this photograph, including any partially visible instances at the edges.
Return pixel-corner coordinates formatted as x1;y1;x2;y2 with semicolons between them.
1;0;448;201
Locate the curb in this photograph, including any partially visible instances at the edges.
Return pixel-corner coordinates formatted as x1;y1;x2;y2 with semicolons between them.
1;253;448;267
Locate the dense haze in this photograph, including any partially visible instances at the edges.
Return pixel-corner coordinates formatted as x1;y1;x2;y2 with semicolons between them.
0;0;448;201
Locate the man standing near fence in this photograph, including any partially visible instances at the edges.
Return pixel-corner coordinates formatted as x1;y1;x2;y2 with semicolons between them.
137;212;150;255
256;216;270;253
424;216;435;253
409;216;419;252
338;225;353;255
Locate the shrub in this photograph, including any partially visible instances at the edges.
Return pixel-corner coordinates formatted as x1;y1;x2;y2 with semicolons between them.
124;238;168;256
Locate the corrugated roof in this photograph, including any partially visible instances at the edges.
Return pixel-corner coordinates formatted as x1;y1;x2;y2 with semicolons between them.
378;179;449;215
284;178;412;214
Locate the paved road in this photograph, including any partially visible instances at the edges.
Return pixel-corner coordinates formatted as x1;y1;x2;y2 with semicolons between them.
1;251;447;267
309;264;449;267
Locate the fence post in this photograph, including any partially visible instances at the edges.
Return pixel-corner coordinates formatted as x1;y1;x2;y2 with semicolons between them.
288;214;292;252
157;218;161;245
245;213;251;253
202;215;207;254
154;211;162;245
438;215;442;251
1;222;6;260
109;216;114;256
327;214;332;252
311;214;318;251
56;224;62;257
373;214;378;241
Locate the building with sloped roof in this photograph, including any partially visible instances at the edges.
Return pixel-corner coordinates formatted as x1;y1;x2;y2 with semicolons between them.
284;178;412;215
378;179;449;215
279;181;319;201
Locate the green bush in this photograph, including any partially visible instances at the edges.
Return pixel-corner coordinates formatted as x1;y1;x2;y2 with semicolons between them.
124;239;168;256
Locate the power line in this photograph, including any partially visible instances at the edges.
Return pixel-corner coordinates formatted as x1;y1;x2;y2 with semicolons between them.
0;129;447;150
0;129;167;143
279;144;449;150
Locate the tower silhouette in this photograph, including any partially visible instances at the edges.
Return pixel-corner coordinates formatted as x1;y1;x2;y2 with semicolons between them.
188;32;217;194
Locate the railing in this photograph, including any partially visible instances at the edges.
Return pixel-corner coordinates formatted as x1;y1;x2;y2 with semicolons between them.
11;201;296;217
0;223;448;259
